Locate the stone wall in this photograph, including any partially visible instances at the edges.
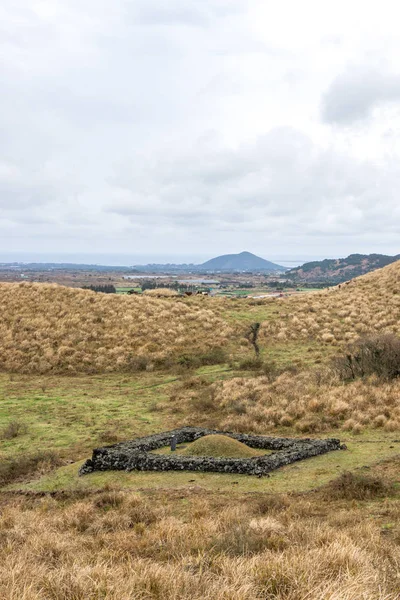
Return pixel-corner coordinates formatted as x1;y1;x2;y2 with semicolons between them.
79;427;343;477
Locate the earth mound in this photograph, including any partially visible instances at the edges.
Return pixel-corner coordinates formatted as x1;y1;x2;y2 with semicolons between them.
180;434;264;458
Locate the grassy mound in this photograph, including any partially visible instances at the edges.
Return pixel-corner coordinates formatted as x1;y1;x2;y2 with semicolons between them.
260;259;400;346
0;282;233;374
180;434;264;458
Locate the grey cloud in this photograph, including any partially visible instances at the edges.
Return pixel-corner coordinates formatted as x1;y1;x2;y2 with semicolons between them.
322;65;400;124
105;127;400;238
1;0;400;258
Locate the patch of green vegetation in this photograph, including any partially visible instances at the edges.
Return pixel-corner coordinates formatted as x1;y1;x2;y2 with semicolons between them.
8;433;400;495
115;286;141;294
0;367;250;471
0;373;172;463
260;340;336;368
218;300;282;325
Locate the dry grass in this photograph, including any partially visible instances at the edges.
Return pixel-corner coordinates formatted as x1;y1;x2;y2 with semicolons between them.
0;489;398;599
143;288;180;297
0;283;232;374
0;452;63;487
167;370;400;433
322;471;394;501
260;259;400;347
2;265;400;598
2;261;400;375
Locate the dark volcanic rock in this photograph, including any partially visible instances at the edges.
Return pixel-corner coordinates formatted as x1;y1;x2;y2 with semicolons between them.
79;427;342;477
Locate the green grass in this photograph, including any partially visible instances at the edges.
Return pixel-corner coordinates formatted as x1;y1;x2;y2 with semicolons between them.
115;286;141;294
260;340;336;367
7;432;399;494
0;367;250;467
0;373;172;462
2;370;399;497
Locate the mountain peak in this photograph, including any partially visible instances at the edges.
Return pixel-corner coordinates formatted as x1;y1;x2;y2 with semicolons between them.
200;252;285;272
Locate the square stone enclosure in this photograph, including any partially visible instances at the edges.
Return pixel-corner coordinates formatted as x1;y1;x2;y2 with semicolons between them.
79;427;343;477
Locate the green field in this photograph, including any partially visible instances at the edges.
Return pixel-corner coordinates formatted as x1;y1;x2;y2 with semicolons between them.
1;369;399;496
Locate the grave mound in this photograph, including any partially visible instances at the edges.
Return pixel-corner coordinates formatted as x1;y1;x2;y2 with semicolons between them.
180;434;263;458
79;427;344;478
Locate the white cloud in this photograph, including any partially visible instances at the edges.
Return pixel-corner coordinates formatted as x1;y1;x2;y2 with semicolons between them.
1;0;400;261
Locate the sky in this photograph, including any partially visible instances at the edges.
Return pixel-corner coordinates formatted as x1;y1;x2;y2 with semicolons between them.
1;0;400;265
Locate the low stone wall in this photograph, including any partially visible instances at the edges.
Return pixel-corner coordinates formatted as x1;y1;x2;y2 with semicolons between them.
79;427;343;477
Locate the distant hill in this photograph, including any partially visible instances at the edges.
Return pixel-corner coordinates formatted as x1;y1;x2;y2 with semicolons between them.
200;252;285;272
134;252;286;273
286;253;400;283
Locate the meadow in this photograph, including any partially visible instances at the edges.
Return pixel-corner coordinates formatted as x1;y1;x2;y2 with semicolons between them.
0;262;400;598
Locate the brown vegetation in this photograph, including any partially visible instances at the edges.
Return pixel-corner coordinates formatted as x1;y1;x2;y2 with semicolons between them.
0;489;398;599
0;283;232;373
334;334;400;381
261;259;400;346
142;288;180;297
0;419;28;440
322;471;394;501
0;452;63;487
168;369;400;433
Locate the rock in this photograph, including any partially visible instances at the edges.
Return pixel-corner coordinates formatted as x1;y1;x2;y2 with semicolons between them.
79;427;342;478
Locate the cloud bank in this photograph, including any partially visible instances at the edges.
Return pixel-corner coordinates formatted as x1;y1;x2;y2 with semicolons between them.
1;0;400;261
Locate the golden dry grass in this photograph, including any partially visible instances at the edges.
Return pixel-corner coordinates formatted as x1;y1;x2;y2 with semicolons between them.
143;288;180;297
0;488;398;600
167;370;400;433
260;259;400;346
0;283;232;374
1;261;400;374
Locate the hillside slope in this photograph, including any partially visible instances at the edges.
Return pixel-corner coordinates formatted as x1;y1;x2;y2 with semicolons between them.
0;283;232;374
201;251;285;272
261;259;400;345
287;253;400;283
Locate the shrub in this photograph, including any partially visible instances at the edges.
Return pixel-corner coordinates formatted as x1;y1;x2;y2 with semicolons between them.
0;451;62;486
0;420;28;440
333;334;400;381
322;471;394;501
238;357;264;370
177;347;227;369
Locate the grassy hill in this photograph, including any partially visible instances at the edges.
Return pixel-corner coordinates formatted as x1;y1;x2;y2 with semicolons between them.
1;261;400;374
260;259;400;347
0;282;233;374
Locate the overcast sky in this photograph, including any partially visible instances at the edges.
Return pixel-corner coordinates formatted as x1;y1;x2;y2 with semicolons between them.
1;0;400;264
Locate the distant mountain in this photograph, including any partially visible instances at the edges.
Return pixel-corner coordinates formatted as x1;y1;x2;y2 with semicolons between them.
200;252;286;272
287;253;400;283
133;252;286;273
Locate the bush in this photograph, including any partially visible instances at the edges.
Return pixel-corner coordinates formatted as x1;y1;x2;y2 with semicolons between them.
333;334;400;381
177;347;227;369
0;420;28;440
0;451;62;486
322;471;394;501
238;358;264;370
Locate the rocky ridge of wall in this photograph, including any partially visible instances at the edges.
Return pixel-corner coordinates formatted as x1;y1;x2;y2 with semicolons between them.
79;427;343;477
